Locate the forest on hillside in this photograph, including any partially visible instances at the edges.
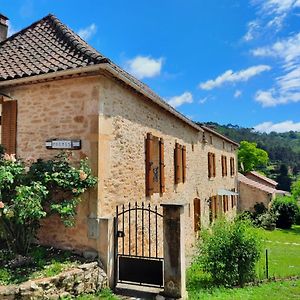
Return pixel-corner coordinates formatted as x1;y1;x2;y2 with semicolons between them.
197;122;300;190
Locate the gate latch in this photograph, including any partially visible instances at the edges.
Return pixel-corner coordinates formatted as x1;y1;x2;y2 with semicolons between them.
117;231;125;238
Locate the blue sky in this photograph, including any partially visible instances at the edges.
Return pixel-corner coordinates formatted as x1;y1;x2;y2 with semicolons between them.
2;0;300;133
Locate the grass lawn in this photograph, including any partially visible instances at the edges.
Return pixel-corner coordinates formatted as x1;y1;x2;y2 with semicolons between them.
256;225;300;279
188;278;300;300
187;225;300;299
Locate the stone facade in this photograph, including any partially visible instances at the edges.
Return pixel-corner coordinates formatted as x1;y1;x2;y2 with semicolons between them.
0;262;107;300
1;72;238;263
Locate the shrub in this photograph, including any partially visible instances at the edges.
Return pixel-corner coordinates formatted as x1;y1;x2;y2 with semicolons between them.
197;218;261;287
0;152;97;255
271;196;299;229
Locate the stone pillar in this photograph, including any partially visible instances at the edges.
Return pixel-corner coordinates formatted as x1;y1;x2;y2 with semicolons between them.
97;217;115;288
161;203;187;299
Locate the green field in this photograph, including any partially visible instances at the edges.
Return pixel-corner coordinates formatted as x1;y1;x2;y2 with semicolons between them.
256;225;300;279
187;225;300;300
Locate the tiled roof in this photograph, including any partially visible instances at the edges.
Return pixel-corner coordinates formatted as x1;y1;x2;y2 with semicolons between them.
238;173;276;194
246;171;278;187
0;14;108;80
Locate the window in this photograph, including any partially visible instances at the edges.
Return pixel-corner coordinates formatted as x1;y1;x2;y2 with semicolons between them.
175;142;186;184
208;152;216;178
1;99;17;154
209;135;213;145
221;155;227;177
231;188;236;208
223;195;229;212
194;198;201;232
230;157;235;176
209;196;218;223
146;133;165;196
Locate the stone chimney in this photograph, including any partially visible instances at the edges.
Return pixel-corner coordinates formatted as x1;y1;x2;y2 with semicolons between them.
0;14;8;42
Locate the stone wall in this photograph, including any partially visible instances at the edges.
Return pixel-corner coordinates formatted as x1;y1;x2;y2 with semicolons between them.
0;262;107;300
97;75;238;252
238;181;274;211
2;76;101;252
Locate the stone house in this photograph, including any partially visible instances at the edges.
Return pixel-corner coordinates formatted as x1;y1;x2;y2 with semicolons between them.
0;14;239;274
238;172;290;212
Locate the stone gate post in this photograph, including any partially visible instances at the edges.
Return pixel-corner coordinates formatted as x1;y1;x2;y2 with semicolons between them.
161;203;187;299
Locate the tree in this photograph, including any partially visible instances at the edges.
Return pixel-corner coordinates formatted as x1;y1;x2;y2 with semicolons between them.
276;164;292;191
238;141;269;173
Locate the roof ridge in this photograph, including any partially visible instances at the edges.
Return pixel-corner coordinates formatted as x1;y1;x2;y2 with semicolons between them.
47;14;108;64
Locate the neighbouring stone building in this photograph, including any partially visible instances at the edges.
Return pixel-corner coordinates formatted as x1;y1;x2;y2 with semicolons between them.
0;14;239;280
238;171;290;212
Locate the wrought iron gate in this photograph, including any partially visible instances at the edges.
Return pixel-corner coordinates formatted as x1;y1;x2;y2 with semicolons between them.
114;202;164;288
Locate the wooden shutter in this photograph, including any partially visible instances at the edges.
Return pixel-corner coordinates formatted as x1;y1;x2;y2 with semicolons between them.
175;142;182;184
221;156;224;176
182;145;186;183
152;136;160;193
208;153;211;178
212;153;216;177
223;196;226;213
224;156;227;176
213;196;217;219
230;157;235;176
2;100;17;154
159;138;165;193
194;198;201;232
146;133;154;196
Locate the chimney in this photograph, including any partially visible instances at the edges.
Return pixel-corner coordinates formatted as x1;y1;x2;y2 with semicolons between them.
0;14;8;42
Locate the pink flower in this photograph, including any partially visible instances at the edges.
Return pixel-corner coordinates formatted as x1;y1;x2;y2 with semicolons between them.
79;170;87;181
0;201;4;209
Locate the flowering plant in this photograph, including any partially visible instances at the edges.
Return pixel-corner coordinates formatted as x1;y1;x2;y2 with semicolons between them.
0;151;97;255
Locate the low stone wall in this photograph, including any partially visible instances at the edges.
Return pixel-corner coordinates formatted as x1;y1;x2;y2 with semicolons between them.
0;262;107;300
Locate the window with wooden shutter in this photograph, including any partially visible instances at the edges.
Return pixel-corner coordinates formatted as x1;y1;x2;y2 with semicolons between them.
159;138;165;193
221;155;227;177
208;152;216;178
146;133;165;196
194;198;201;232
182;145;186;183
1;100;17;154
210;196;218;223
230;157;235;176
175;142;187;184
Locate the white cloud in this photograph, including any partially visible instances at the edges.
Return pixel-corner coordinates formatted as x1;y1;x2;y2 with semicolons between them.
243;20;260;41
7;21;17;37
77;23;97;41
199;96;209;104
253;33;300;106
199;65;271;90
244;0;300;41
124;56;163;80
254;120;300;133
234;90;242;98
167;92;193;108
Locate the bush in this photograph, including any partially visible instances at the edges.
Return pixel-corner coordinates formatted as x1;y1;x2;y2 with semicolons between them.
271;196;299;229
0;152;97;255
197;218;261;287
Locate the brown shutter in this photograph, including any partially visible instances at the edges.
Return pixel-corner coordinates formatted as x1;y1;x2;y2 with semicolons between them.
194;198;201;232
175;142;182;184
146;133;154;196
221;156;224;176
159;138;165;193
212;153;216;177
208;153;211;178
182;145;186;183
2;100;17;155
224;156;227;176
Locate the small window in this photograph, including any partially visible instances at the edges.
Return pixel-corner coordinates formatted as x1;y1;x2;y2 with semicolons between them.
146;133;165;196
210;135;213;145
221;155;227;177
230;157;235;176
175;142;186;184
209;196;218;223
194;198;201;232
223;195;229;212
208;152;216;178
223;141;225;149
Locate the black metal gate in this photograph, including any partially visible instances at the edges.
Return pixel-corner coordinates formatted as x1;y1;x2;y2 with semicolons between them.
114;202;164;288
